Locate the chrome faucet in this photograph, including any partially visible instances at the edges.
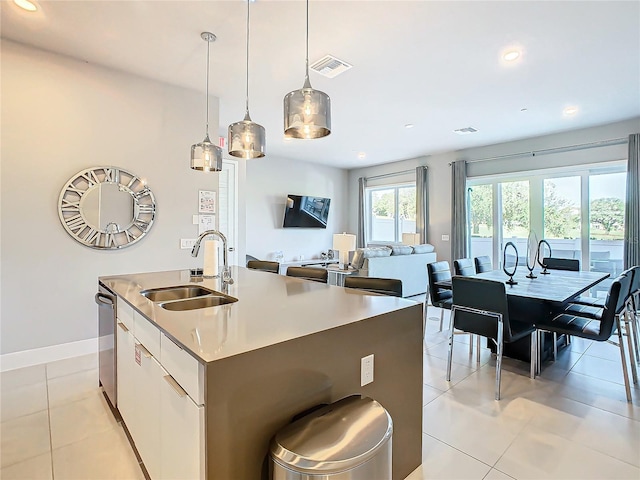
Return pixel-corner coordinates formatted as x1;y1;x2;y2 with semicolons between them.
191;230;234;285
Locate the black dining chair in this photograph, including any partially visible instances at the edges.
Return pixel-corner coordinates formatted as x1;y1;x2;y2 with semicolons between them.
542;257;580;272
344;276;403;297
474;256;492;273
627;265;640;364
426;261;453;332
537;273;634;402
454;258;476;276
286;266;328;283
447;276;537;400
247;260;280;274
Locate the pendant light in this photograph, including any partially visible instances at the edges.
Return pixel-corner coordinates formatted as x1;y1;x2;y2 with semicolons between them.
228;0;266;158
191;32;223;172
283;0;331;139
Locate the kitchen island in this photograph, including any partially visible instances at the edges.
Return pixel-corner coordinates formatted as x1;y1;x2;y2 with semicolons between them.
99;267;423;480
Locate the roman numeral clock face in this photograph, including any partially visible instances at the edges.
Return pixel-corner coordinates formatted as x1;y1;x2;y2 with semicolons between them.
58;167;156;249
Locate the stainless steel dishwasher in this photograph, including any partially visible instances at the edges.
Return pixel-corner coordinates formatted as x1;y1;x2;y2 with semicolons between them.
96;284;117;410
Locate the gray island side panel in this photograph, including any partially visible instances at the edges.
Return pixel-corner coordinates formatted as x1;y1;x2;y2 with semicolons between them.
205;303;423;480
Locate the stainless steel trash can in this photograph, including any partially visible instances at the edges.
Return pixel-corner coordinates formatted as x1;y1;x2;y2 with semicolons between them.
270;395;393;479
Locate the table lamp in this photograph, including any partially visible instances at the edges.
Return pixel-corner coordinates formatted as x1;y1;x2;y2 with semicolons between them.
402;233;420;246
333;233;356;270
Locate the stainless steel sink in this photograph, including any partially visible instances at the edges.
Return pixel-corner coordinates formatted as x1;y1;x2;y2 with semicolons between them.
158;294;238;311
141;285;217;302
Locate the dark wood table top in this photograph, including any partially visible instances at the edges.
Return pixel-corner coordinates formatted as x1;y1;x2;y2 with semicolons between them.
473;268;610;303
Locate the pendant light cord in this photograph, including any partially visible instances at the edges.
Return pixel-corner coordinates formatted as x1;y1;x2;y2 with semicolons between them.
205;37;210;137
245;0;250;115
305;0;309;79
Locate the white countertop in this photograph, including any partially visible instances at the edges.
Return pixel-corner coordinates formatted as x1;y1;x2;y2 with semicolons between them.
99;267;418;364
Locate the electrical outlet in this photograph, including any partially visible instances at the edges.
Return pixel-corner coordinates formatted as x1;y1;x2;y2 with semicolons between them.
442;234;450;241
361;354;374;386
180;238;196;250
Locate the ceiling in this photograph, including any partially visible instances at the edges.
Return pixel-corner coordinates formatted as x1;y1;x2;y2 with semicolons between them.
2;0;639;169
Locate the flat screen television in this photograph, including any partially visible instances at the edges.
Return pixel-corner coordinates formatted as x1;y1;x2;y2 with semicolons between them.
283;194;331;228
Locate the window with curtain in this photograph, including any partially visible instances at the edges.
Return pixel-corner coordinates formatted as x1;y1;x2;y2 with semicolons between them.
467;163;626;275
366;183;416;243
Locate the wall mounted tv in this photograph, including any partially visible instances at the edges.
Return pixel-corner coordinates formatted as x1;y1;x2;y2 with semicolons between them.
283;194;331;228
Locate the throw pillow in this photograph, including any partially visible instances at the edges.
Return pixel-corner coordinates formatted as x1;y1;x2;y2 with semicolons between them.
351;249;365;269
389;245;413;256
412;244;435;254
362;247;392;258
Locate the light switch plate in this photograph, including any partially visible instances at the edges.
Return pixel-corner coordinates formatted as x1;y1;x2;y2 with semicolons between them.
180;238;196;249
442;234;450;241
361;354;374;386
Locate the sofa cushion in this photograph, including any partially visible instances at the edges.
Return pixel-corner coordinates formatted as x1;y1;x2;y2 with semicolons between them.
412;243;435;254
363;247;392;258
389;245;413;256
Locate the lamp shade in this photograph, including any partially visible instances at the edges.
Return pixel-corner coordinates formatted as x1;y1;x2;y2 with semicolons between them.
333;233;356;268
228;115;266;158
191;134;223;172
284;85;331;139
402;233;421;246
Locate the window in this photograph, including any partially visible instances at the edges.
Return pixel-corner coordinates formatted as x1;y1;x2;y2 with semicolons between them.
468;164;626;273
367;183;416;243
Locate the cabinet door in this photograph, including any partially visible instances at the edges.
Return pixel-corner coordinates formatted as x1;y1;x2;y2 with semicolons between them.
133;345;162;480
116;323;136;435
160;374;205;480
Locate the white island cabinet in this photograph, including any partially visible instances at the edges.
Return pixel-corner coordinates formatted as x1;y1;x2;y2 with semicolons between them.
116;298;204;480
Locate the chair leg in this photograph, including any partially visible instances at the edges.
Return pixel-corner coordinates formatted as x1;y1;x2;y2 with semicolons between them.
476;335;481;364
446;309;456;382
622;312;638;385
536;330;542;375
495;320;504;401
530;331;537;379
629;306;640;364
469;334;473;355
423;302;427;339
553;332;558;361
439;309;444;332
615;315;633;403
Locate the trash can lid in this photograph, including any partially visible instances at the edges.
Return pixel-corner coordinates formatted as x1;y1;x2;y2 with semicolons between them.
270;395;393;474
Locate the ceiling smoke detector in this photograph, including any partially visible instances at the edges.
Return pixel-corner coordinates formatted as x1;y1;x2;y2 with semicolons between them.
454;127;478;135
310;55;352;78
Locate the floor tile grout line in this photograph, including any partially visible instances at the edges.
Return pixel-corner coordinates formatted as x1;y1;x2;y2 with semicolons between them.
423;432;495;472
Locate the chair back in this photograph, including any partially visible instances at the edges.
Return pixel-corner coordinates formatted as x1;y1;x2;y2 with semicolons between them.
286;266;328;283
247;260;280;274
344;276;403;297
426;261;452;304
596;276;625;340
454;258;475;276
630;265;640;296
474;256;492;273
543;257;580;271
246;254;259;264
614;268;635;314
452;277;509;341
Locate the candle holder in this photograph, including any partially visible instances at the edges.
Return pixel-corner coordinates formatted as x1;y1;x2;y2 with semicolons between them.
503;242;518;285
536;239;552;275
526;231;538;279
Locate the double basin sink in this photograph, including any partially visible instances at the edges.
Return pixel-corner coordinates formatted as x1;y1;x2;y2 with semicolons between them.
141;285;238;311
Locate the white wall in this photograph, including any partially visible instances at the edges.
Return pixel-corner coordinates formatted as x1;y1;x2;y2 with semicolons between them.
245;156;348;262
348;118;640;266
1;41;223;355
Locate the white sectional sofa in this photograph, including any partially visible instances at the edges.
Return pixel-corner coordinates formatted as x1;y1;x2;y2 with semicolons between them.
352;244;437;297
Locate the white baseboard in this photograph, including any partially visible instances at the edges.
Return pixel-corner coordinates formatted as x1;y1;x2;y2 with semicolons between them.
0;338;98;373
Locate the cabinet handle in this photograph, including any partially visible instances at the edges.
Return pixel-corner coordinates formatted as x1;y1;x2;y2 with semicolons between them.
163;375;187;398
135;343;152;358
117;322;129;332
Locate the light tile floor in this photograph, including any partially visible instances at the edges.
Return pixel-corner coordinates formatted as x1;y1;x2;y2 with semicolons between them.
1;307;639;480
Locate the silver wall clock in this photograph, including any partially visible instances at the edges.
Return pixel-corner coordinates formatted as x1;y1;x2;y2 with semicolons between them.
58;166;156;249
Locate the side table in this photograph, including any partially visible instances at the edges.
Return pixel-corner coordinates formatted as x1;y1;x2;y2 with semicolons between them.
326;266;358;287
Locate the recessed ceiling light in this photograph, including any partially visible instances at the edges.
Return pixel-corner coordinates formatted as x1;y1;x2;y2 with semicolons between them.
503;50;521;62
454;127;478;135
14;0;37;11
520;108;528;112
357;152;366;159
563;106;579;116
404;124;414;129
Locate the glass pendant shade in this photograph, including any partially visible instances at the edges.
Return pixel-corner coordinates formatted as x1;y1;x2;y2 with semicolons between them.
229;113;266;158
191;134;222;172
284;79;331;139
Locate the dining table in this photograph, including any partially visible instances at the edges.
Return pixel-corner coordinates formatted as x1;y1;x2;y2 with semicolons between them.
439;267;611;362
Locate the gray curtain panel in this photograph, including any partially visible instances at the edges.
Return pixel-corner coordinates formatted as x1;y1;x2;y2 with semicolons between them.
416;166;429;244
624;133;640;268
451;160;468;261
357;177;367;248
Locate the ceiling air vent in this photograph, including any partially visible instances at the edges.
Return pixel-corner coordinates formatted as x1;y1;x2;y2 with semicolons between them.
454;127;478;135
310;55;352;78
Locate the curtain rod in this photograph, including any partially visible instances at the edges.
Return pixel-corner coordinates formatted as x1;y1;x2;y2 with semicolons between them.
454;137;627;165
364;168;416;181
